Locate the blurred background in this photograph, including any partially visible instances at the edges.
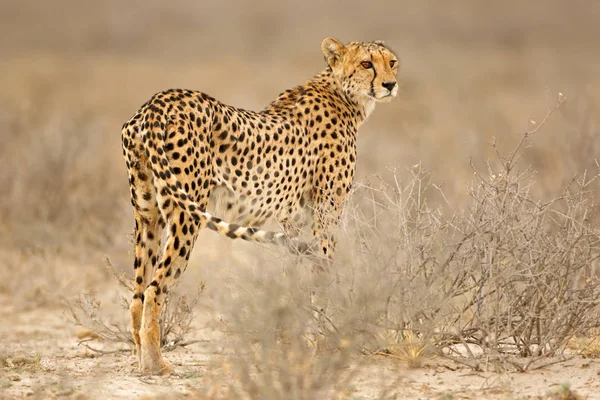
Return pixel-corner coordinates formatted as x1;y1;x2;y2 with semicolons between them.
1;0;599;289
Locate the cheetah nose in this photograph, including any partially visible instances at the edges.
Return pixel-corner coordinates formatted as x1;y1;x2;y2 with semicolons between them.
382;81;396;91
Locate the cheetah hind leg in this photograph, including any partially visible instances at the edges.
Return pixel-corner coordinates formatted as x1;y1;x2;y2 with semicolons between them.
139;286;173;375
129;213;162;366
139;211;200;374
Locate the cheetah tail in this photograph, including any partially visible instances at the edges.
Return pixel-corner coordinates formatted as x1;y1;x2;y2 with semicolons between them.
144;117;311;255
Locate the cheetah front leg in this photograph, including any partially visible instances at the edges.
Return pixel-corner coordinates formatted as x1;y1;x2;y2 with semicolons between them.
310;189;344;266
308;183;347;347
139;211;200;374
309;198;340;303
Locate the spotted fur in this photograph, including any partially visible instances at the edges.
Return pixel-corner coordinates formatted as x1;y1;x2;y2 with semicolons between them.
122;37;399;373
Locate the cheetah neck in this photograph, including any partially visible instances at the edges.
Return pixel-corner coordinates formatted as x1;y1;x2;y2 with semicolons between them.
264;68;370;128
314;68;373;124
356;95;376;121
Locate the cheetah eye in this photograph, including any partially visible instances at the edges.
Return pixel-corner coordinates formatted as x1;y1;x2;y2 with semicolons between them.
389;60;397;68
360;61;373;69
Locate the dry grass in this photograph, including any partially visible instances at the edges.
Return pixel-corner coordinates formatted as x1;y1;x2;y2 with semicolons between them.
1;352;43;371
217;269;357;400
0;353;44;391
376;330;432;368
567;328;600;359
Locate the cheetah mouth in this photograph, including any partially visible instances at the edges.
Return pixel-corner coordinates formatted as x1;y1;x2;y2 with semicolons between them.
376;93;395;102
368;93;391;101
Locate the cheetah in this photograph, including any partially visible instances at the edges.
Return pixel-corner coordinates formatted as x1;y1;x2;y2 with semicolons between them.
121;37;399;374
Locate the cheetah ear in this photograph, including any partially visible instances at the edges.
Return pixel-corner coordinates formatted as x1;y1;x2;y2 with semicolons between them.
321;37;346;69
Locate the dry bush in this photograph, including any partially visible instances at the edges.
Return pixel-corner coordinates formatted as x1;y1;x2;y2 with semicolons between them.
441;152;600;369
68;258;205;351
310;103;600;372
160;281;206;350
68;291;133;348
215;264;358;400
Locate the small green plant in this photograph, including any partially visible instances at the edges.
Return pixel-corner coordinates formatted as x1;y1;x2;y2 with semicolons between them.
546;383;584;400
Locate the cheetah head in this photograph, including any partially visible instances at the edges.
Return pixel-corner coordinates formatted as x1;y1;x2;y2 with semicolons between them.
322;38;399;109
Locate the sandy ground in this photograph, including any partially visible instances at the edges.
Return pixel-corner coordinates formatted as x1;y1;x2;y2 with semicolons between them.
2;248;600;400
3;298;600;399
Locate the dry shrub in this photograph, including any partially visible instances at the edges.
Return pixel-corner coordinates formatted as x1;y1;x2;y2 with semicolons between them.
68;258;205;351
215;265;358;400
311;102;600;372
160;281;206;350
68;291;133;348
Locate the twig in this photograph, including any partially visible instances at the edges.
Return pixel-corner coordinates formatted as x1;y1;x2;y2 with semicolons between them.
77;339;129;355
162;339;207;352
438;353;482;371
104;256;133;291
